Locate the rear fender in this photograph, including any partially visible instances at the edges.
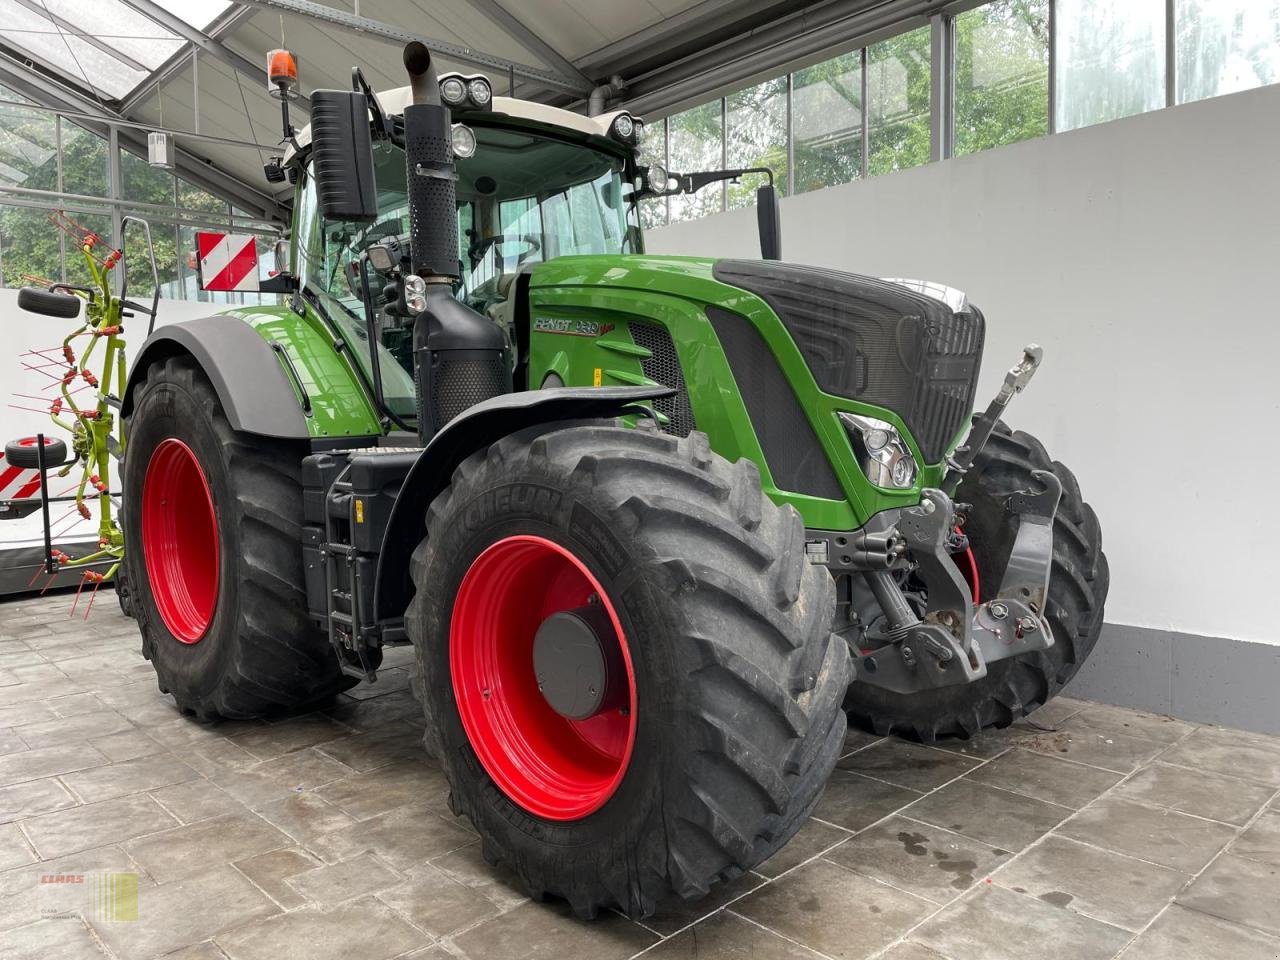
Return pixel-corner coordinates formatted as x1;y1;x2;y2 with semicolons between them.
373;385;673;621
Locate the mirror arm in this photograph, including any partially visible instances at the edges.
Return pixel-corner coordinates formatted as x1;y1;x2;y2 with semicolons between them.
353;67;393;142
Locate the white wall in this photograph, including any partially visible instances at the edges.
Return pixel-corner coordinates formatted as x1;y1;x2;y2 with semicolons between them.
0;292;218;547
648;84;1280;646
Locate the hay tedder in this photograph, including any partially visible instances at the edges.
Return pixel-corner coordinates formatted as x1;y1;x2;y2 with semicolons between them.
7;44;1108;918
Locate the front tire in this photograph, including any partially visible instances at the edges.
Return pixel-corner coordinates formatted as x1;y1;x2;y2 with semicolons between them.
123;355;354;719
406;422;850;918
845;423;1109;741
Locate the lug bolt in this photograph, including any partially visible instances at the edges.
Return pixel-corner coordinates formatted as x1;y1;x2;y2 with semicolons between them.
989;601;1009;620
1017;616;1038;633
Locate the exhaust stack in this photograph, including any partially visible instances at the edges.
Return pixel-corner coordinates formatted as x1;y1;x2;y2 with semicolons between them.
402;42;457;282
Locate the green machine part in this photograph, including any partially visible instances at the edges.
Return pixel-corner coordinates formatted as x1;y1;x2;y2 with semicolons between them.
525;255;949;532
216;302;385;441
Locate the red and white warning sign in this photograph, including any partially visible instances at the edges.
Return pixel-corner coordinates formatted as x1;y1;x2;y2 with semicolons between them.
196;232;260;292
0;455;41;502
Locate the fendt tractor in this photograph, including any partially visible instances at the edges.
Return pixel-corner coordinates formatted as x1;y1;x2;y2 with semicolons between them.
22;44;1108;917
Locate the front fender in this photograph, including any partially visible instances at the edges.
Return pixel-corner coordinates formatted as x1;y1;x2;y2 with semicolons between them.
373;385;673;622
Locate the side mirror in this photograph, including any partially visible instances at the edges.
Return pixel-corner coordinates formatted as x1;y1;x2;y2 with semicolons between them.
757;183;782;261
273;238;291;276
309;89;377;222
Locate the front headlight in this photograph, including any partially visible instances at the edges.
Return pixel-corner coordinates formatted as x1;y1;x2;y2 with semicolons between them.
838;412;917;489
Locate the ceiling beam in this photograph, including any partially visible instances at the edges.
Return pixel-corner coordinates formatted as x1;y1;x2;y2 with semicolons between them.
0;54;284;222
117;0;309;111
463;0;594;89
235;0;593;97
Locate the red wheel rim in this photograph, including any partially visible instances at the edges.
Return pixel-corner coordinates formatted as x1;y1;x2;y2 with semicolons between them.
450;535;637;821
17;437;53;447
141;439;219;643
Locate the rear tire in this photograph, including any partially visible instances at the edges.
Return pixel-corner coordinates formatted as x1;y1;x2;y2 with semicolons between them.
845;422;1108;741
123;355;355;720
406;422;850;918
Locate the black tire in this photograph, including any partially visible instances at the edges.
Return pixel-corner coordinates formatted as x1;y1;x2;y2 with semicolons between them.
17;286;81;319
123;355;355;720
5;436;68;469
845;422;1109;741
406;422;850;918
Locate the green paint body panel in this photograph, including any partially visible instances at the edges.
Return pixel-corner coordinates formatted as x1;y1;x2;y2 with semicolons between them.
525;255;949;532
212;304;383;440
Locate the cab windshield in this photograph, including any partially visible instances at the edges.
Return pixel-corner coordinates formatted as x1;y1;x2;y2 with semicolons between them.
295;123;640;418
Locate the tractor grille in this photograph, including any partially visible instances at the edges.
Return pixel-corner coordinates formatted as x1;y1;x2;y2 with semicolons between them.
627;320;696;437
713;261;985;463
707;307;844;500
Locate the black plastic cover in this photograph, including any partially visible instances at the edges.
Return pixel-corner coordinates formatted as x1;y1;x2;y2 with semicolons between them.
309;89;378;223
713;261;985;463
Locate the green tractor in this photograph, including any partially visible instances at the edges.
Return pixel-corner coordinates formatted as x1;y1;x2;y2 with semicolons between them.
110;44;1104;917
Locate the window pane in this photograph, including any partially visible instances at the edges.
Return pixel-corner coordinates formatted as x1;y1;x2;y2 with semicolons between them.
793;51;863;193
0;104;56;190
178;178;227;218
0;205;63;286
120;148;174;207
60;121;108;197
667;100;723;222
1177;0;1280;103
955;0;1049;156
121;211;177;300
725;76;787;210
636;118;667;229
1056;0;1166;131
867;26;932;176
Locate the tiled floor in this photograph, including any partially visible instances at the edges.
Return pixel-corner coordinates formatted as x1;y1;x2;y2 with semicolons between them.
1;591;1278;960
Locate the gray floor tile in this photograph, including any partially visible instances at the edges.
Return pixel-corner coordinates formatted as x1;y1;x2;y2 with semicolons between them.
303;802;473;871
1017;696;1091;729
824;815;1012;904
13;710;132;750
313;721;427;773
428;841;529;911
233;847;322;911
254;792;357;843
0;728;26;757
645;910;828;959
22;793;178;859
837;740;980;792
996;834;1188;931
928;729;1015;761
322;689;421;732
1116;762;1275;826
733;858;933;960
285;851;401;906
1070;702;1196;744
840;728;885;756
755;817;850;878
0;823;35;870
314;759;450;821
228;715;354;762
1010;723;1166;774
967;747;1123;808
91;863;279;960
0;777;77;823
60;751;198;803
813;769;922;832
87;728;162;763
877;944;954;960
0;742;107;787
375;862;502;938
1177;853;1280;937
912;884;1130;960
1162;728;1280;786
1056;797;1237;872
148;778;247;824
125;813;293;883
450;900;657;960
1231;810;1280;867
0;917;111;960
903;780;1072;850
1121;904;1280;960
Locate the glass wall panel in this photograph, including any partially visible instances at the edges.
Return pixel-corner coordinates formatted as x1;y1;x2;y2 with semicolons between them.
120;147;175;207
636;119;667;229
0;205;64;286
1056;0;1166;131
178;177;228;219
955;0;1050;156
63;212;112;289
59;122;109;198
1177;0;1280;103
793;51;863;193
867;25;932;175
667;100;723;222
725;76;787;210
0;102;56;190
121;210;178;300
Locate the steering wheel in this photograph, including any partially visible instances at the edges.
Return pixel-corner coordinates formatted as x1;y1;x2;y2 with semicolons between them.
468;233;541;266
